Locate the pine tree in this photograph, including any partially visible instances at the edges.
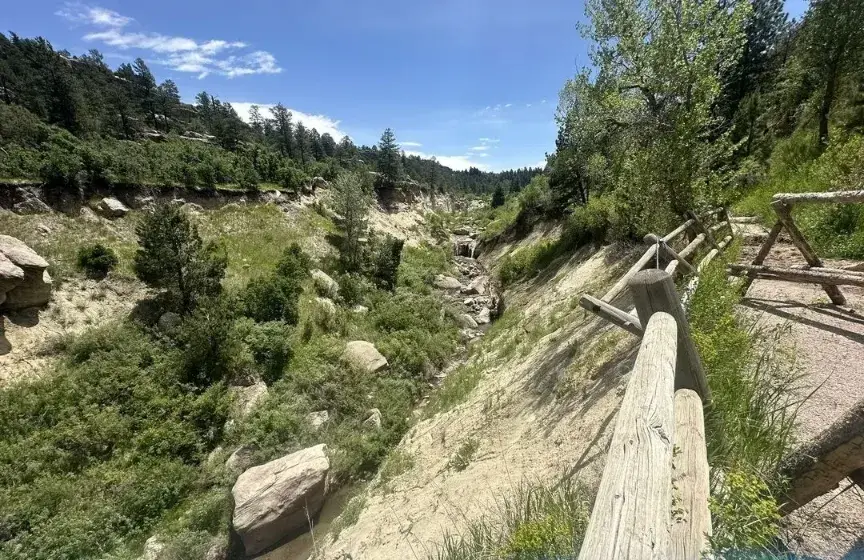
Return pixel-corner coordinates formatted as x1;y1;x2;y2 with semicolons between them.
134;204;227;314
377;128;402;183
295;122;309;165
491;184;506;208
269;103;295;158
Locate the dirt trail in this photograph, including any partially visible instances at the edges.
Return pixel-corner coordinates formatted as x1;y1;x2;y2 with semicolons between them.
736;224;864;559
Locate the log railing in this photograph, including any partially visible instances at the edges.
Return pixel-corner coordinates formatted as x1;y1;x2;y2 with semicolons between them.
728;190;864;305
580;207;734;369
579;270;712;560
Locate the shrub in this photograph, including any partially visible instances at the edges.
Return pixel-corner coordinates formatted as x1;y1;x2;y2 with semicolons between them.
242;244;310;324
491;184;506;208
337;272;373;306
176;297;246;387
237;319;294;384
277;164;309;193
76;244;118;277
371;234;404;291
242;275;302;324
134;204;227;314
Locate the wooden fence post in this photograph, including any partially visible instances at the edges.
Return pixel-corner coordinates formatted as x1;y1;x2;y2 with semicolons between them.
578;312;678;560
671;389;712;560
771;200;846;305
740;220;783;294
628;269;711;402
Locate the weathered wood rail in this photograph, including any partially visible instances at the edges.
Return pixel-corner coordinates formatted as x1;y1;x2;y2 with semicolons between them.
579;270;712;560
579;208;734;387
578;193;864;557
729;190;864;304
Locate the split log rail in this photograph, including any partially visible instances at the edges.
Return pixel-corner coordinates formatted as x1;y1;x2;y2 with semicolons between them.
579;270;712;560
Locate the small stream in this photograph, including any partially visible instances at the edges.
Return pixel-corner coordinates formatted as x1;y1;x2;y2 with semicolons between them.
258;485;357;560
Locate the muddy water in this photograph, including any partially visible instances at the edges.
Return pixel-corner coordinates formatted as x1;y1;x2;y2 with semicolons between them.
258;485;356;560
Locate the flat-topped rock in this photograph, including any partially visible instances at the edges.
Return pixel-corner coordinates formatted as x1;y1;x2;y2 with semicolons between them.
0;235;49;270
433;274;463;290
96;197;129;218
0;253;25;293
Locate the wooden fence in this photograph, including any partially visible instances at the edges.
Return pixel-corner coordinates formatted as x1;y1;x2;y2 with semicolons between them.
728;190;864;305
576;209;735;558
579;270;712;560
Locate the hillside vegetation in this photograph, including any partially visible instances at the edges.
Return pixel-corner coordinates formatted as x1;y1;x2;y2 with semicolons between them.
1;0;864;558
0;34;539;195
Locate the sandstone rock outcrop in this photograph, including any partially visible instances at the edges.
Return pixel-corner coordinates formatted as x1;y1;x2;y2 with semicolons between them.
0;235;51;310
231;444;330;556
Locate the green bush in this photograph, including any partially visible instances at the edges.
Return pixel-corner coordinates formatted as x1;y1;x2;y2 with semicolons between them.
0;322;229;560
242;244;310;324
176;297;247;387
370;234;404;291
76;243;118;277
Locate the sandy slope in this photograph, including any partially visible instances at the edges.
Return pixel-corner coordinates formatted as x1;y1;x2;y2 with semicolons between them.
318;239;646;559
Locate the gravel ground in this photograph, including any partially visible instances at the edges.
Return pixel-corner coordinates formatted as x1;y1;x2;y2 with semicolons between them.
737;226;864;560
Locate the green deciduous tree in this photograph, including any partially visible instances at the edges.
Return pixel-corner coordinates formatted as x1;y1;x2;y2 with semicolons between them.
797;0;864;146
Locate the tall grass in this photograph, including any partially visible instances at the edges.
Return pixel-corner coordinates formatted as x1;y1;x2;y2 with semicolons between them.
687;246;801;551
429;478;591;560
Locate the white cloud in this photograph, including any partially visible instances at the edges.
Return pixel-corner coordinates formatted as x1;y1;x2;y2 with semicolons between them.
479;137;500;143
56;3;132;27
57;3;280;78
479;153;489;158
526;103;532;108
504;103;512;108
405;150;488;172
469;145;489;151
230;102;347;140
541;99;548;104
400;141;423;148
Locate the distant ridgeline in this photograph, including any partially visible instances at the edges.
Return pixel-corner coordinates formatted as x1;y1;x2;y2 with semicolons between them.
0;33;541;195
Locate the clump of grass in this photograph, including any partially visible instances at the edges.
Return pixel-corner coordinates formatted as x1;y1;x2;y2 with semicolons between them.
687;245;801;551
376;450;415;491
329;494;367;541
430;478;591;560
448;438;479;472
424;362;484;417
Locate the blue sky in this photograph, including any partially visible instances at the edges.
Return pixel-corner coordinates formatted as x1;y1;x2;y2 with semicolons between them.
7;0;810;172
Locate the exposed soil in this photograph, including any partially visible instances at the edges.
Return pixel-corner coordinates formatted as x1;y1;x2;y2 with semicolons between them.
317;237;643;559
0;276;150;385
736;224;864;559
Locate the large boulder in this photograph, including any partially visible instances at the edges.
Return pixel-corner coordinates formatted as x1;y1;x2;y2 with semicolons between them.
311;269;339;298
96;197;129;218
475;307;491;325
232;444;330;556
433;274;463;290
226;444;259;476
0;235;49;270
230;382;268;419
311;176;329;191
3;269;52;310
0;236;51;310
0;253;25;294
462;276;489;296
342;341;388;373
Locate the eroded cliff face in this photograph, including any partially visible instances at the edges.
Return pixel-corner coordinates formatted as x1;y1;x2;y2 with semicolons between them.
319;232;646;560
